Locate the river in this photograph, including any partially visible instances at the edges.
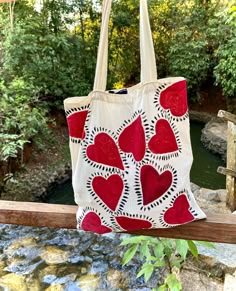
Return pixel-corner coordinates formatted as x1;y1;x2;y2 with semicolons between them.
46;121;225;205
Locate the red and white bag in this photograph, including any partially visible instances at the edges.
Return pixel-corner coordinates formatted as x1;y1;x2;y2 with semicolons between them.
64;0;206;234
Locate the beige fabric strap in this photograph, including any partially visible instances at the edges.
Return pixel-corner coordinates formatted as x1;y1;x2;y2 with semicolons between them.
93;0;157;91
140;0;157;83
93;0;112;91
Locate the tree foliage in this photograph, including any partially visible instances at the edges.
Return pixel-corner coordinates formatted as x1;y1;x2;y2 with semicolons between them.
0;0;235;183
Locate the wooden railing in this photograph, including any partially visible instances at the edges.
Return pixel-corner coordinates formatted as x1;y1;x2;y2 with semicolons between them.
218;110;236;211
1;110;236;244
0;200;236;244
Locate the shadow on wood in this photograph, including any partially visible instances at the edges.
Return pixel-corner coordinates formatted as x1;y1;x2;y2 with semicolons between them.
0;200;236;244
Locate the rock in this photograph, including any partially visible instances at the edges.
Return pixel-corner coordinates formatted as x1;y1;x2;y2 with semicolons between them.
25;278;41;291
191;182;201;193
4;257;43;275
197;243;236;269
107;269;129;289
77;274;100;290
224;271;236;291
42;274;57;284
189;111;214;123
180;267;223;291
0;261;7;277
0;273;27;291
53;273;77;285
41;246;69;265
197;188;226;203
40;265;58;276
45;284;64;291
201;120;227;161
5;237;38;256
91;261;109;274
217;189;227;203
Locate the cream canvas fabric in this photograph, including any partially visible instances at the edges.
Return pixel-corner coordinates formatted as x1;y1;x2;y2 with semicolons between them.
64;0;206;234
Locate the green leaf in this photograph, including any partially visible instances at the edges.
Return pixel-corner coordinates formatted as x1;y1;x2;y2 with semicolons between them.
140;241;151;259
195;241;216;249
175;239;189;260
144;265;154;282
165;273;182;291
137;264;154;282
137;267;146;278
158;284;167;291
170;258;182;269
187;240;198;259
122;244;138;266
120;235;146;246
153;242;164;259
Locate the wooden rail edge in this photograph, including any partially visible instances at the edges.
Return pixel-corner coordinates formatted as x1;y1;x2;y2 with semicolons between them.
217;166;236;178
0;201;236;244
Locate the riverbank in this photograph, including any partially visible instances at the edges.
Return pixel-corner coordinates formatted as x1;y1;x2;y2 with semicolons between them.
1;110;226;203
1;125;71;202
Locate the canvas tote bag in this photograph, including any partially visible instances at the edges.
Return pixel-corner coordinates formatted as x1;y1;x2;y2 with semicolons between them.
64;0;206;234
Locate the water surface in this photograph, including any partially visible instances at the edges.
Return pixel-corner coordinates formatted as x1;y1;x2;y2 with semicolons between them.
46;122;225;205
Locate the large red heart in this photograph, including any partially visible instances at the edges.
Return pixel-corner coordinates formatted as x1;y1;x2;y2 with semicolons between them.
87;133;124;170
164;194;194;224
160;80;188;117
118;116;145;162
81;212;112;234
66;110;88;139
115;216;152;231
92;174;123;211
141;165;172;206
148;119;178;154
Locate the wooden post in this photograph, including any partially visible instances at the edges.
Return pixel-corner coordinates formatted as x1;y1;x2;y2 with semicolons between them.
217;110;236;211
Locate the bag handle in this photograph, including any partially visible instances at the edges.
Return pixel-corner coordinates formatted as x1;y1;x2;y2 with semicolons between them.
93;0;157;91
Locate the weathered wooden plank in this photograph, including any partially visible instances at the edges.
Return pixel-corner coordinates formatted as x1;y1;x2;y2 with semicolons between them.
0;0;15;3
218;110;236;124
217;167;236;178
226;121;236;211
218;110;236;211
0;201;77;229
0;201;236;244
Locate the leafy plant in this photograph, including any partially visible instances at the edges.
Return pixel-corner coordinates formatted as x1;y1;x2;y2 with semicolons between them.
214;4;236;111
0;134;28;162
121;235;215;291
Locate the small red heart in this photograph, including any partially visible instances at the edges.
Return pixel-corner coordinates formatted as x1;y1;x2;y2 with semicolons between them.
164;194;194;224
148;119;178;154
87;133;124;170
81;212;112;234
141;165;172;206
92;174;124;211
115;216;152;231
67;110;88;139
160;80;188;117
118;116;146;162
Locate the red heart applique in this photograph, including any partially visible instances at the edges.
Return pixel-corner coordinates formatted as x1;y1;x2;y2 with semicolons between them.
81;212;112;234
148;119;178;154
115;216;152;231
118;116;146;162
160;80;188;117
164;194;194;224
66;110;88;139
87;133;124;170
92;174;123;211
141;165;172;206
